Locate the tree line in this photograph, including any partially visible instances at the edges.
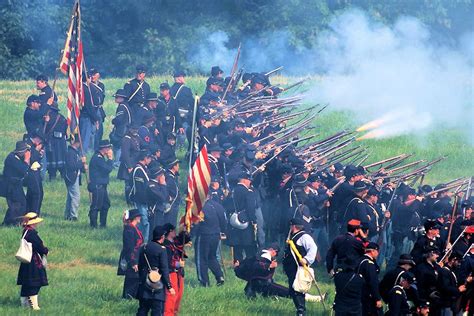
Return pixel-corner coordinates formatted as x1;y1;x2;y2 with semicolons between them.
1;0;472;79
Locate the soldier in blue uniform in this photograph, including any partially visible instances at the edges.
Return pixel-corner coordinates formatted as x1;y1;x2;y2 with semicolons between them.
130;150;152;242
64;138;86;221
24;133;44;214
136;226;174;316
43;103;67;180
326;219;367;275
157;83;183;141
3;141;31;225
194;197;227;287
80;80;101;154
147;167;168;240
87;68;106;151
23;95;44;138
385;271;416;315
88;140;114;228
118;123;141;204
170;71;194;145
358;242;383;315
123;64;151;121
35;74;57;114
164;159;180;226
110;89;132;166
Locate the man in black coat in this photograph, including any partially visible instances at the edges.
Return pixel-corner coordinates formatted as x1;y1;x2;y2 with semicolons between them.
194;198;227;287
146;167;168;240
437;253;466;315
88;68;106;151
164;159;180;226
23;95;44;137
228;171;259;263
326;219;367;275
379;254;416;303
88;140;114;228
410;219;444;265
80;81;101;154
341;180;370;229
415;246;442;313
136;225;175;316
118;124;141;204
3;141;31;225
385;271;416;316
118;209;144;299
358;242;383;315
157;83;183;139
131;150;152;242
24;134;44;214
64;138;86;221
170;71;194;144
123;64;151;121
35;74;57;113
110;89;132;166
43;104;67;180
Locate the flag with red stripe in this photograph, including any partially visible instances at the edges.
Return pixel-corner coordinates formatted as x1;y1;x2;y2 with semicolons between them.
60;0;83;137
180;145;211;232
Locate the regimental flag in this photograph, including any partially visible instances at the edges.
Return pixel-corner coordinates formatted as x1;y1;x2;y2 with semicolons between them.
59;0;83;137
180;145;211;232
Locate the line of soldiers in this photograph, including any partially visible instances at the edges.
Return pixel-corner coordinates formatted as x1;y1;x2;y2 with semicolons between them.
3;63;473;316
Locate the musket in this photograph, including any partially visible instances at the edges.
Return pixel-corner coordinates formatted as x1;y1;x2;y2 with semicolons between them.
269;134;315;151
364;154;408;169
347;150;368;166
445;191;461;252
252;141;294;176
376;180;403;247
355;152;371;167
281;78;307;92
264;113;317;147
308;137;356;165
439;225;467;263
301;130;350;153
462;177;473;219
328;177;346;193
374;154;413;174
265;66;284;77
375;156;446;181
463;244;474;258
320;148;368;171
444;177;467;187
383;159;426;175
310;145;361;163
221;43;241;102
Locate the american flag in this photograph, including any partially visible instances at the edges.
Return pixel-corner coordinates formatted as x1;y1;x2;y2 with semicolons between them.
181;145;211;232
59;0;83;137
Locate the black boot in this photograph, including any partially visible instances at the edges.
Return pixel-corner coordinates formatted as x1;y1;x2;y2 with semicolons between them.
89;209;98;228
99;208;109;227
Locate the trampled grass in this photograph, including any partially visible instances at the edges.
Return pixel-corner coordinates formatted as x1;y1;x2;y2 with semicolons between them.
0;77;472;315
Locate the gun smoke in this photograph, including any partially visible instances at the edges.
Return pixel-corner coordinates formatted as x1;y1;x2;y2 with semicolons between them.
191;10;474;140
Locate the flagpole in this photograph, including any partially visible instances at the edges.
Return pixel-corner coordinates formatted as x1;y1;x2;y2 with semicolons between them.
188;95;199;172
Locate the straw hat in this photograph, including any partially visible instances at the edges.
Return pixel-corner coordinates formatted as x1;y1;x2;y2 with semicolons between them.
23;212;44;226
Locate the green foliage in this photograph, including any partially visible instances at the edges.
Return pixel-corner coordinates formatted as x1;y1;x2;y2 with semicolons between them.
0;0;473;79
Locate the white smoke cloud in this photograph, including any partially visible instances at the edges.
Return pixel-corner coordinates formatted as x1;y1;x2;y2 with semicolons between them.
190;10;473;139
309;10;473;139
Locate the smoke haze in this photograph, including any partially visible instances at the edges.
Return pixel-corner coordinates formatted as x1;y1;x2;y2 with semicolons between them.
191;10;474;139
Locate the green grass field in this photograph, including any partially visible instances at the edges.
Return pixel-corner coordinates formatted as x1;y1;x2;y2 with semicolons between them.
0;77;472;315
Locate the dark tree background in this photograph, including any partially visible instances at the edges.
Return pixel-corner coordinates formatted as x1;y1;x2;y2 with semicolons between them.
0;0;472;79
